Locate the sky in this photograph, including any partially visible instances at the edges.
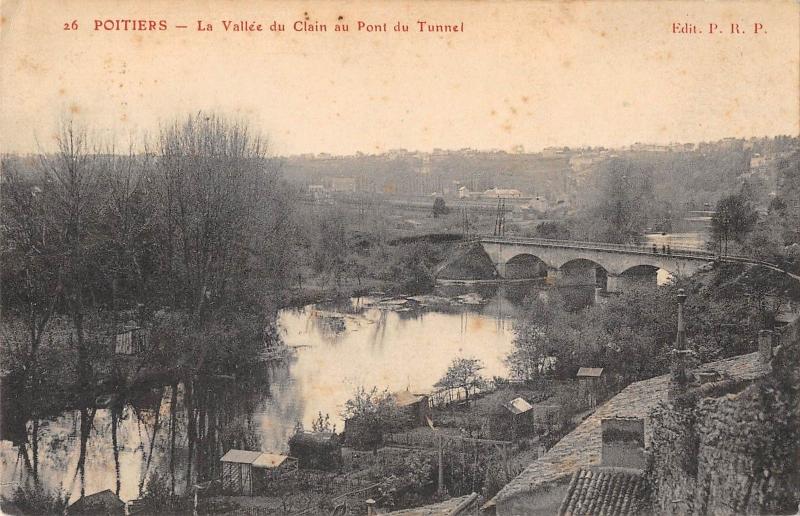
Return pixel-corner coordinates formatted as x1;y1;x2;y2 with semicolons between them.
1;0;798;156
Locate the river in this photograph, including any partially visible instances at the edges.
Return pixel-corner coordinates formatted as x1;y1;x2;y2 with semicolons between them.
2;282;577;505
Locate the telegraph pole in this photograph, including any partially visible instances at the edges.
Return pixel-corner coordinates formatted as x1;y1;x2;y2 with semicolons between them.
438;433;444;497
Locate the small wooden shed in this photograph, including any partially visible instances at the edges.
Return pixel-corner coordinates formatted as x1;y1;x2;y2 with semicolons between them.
114;324;149;355
503;397;534;439
220;450;298;495
392;390;432;427
66;489;125;515
577;367;604;408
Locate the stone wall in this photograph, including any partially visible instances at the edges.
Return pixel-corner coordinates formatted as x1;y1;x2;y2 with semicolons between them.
648;369;799;515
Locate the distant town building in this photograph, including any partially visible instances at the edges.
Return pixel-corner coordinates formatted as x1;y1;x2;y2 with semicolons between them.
330;177;356;193
483;187;522;199
523;196;549;212
307;184;331;201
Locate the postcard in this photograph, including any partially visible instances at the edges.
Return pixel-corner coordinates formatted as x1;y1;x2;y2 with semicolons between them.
1;1;798;515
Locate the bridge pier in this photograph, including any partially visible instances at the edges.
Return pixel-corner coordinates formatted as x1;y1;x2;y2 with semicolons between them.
558;262;597;287
606;268;658;293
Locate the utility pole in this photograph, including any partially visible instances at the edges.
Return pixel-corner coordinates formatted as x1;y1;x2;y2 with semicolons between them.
676;288;687;350
500;199;506;236
493;198;507;236
438;433;444;497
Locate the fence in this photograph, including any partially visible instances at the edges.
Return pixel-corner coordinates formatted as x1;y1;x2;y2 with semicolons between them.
427;379;505;409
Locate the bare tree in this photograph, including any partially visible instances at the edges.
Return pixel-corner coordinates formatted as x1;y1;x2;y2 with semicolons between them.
37;119;103;391
156;113;273;319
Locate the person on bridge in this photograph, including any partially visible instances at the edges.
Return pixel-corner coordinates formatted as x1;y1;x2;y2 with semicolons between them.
662;244;666;254
652;244;657;254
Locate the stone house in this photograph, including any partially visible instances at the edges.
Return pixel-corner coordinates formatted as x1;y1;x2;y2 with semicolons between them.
482;351;771;515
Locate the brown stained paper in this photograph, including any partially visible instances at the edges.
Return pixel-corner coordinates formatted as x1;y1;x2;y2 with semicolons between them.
1;1;798;152
0;0;799;515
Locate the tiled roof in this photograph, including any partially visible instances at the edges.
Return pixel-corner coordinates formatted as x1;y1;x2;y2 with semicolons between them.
557;468;647;516
488;352;769;508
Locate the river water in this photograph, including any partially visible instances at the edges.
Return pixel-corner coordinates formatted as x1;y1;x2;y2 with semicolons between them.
1;283;566;504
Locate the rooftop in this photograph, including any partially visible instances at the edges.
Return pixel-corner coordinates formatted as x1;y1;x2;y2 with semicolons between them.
557;468;648;516
66;489;125;515
488;352;769;508
393;390;428;407
391;493;481;515
220;449;290;469
504;397;533;415
576;367;604;378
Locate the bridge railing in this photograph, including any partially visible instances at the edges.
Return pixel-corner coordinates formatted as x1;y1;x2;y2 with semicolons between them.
478;235;718;259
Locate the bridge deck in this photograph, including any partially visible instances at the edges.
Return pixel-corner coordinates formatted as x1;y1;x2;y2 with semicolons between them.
478;235;797;278
479;236;716;261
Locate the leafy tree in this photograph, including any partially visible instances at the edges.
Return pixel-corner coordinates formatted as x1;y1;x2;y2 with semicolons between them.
576;158;655;244
311;411;335;433
534;221;571;240
432;197;449;218
342;386;405;449
711;193;758;253
435;357;486;405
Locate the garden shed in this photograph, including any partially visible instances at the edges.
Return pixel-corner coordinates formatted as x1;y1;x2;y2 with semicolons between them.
66;489;125;515
503;396;535;439
220;450;298;495
577;367;604;408
113;323;149;355
392;390;432;427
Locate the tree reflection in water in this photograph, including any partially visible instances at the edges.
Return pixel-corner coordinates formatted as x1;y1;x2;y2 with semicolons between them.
1;365;274;504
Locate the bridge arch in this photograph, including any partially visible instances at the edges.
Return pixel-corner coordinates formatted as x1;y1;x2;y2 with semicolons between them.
505;253;548;279
620;264;673;287
557;258;607;288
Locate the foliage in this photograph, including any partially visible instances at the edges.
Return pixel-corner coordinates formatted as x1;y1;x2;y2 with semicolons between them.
509;273;773;389
141;471;192;514
1;483;69;515
533;221;571;240
384;242;444;294
311;411;335;433
435;357;486;406
432;197;450;218
575;158;656;243
711;193;758;250
342;386;408;449
377;451;437;508
288;430;343;472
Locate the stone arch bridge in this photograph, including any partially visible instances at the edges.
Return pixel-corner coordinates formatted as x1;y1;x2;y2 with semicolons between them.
479;236;717;292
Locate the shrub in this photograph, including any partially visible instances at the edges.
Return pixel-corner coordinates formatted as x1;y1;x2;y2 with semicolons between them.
2;483;68;515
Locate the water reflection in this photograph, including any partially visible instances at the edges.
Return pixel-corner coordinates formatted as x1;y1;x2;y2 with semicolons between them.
1;282;597;503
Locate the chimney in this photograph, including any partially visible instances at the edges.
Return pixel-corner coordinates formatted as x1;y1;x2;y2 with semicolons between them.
758;330;773;363
669;349;697;400
601;417;645;470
